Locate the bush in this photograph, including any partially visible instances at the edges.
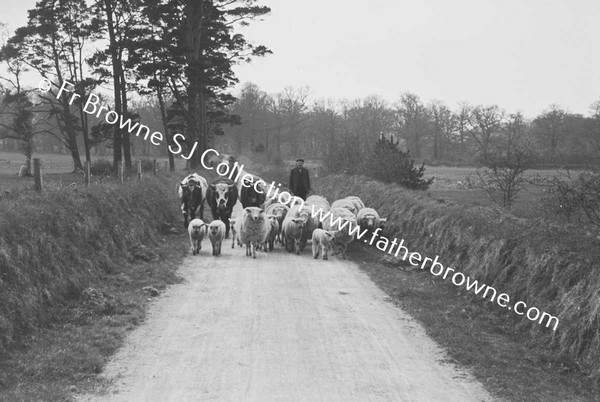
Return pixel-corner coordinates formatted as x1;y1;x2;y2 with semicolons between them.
538;169;600;227
476;147;538;208
325;135;433;190
90;159;113;176
369;136;433;190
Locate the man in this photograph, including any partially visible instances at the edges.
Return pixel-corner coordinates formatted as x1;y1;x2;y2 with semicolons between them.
289;158;311;200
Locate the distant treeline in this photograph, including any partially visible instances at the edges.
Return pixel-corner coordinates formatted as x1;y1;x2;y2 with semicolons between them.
215;83;600;168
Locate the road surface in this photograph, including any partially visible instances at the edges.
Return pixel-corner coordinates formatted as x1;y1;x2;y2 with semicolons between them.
79;245;493;402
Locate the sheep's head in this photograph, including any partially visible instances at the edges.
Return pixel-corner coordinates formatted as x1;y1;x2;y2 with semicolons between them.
209;222;222;236
244;207;265;222
323;230;337;241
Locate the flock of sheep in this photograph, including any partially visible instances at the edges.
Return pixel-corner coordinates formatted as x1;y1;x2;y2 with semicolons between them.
187;187;387;261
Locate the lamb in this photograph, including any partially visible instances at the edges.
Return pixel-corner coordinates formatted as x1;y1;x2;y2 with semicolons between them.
187;218;207;255
238;207;271;258
282;216;306;255
229;201;244;249
311;229;337;260
330;199;359;216
265;202;290;245
343;196;365;213
265;215;279;251
356;207;387;233
288;204;319;251
207;220;227;256
322;207;358;260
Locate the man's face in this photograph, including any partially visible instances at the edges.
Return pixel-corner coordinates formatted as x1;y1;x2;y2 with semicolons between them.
296;161;304;169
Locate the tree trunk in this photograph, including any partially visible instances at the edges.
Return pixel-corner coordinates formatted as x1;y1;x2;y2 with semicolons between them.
103;0;122;172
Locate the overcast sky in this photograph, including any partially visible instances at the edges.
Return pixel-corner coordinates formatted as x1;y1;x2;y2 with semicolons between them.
3;0;599;118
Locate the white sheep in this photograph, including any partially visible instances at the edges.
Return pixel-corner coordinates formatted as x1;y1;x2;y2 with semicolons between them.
356;207;387;233
187;218;207;255
229;201;244;249
265;215;279;251
207;220;227;256
343;196;365;213
265;202;290;245
322;207;358;260
306;195;330;210
311;229;337;260
330;199;359;216
288;204;319;251
238;207;270;258
282;216;306;255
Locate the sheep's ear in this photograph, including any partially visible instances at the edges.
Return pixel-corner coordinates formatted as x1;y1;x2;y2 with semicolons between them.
229;218;236;224
380;218;387;222
209;184;216;190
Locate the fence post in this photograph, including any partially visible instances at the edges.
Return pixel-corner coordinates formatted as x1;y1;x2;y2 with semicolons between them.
153;159;158;176
117;161;124;184
33;158;42;192
137;160;142;181
85;160;91;187
164;160;169;172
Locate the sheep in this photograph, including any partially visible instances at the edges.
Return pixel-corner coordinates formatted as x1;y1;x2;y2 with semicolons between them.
265;202;290;245
305;195;330;229
238;207;270;258
356;207;387;233
311;229;337;260
288;204;319;251
330;199;359;216
322;207;358;260
343;196;365;212
187;218;207;255
265;215;279;251
229;201;244;249
282;216;306;255
306;195;330;210
207;220;227;256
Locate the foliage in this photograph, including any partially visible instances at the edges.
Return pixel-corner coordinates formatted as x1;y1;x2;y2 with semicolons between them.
537;169;600;227
476;147;538;208
370;135;433;190
90;158;114;176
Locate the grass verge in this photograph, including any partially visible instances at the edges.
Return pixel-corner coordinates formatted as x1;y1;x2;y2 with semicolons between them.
314;174;600;399
0;171;191;401
352;243;599;402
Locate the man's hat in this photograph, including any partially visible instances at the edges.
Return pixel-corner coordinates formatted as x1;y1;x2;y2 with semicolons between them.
296;158;304;162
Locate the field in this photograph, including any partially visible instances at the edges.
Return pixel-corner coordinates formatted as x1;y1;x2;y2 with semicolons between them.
423;165;585;221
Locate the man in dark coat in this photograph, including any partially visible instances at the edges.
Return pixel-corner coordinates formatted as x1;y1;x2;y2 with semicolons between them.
289;159;311;200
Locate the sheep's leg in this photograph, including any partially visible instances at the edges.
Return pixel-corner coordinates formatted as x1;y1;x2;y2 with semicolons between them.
312;241;319;259
295;238;300;255
323;244;328;260
251;242;256;259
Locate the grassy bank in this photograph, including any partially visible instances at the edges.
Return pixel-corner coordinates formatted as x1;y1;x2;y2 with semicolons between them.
0;172;190;400
314;174;600;382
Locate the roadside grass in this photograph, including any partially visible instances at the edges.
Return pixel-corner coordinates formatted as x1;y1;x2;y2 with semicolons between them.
313;174;600;395
0;169;193;401
0;232;188;402
352;244;600;402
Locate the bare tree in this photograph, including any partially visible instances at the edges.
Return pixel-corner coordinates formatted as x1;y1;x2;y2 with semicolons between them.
395;92;427;158
471;104;504;157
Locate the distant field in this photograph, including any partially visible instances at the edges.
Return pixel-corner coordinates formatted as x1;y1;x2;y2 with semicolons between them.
424;165;583;220
0;151;189;192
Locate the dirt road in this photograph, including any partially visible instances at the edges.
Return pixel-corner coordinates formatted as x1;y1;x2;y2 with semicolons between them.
80;246;493;402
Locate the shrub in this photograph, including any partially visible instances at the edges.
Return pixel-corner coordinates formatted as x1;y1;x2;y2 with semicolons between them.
476;147;538;208
369;136;433;190
538;168;600;227
90;159;113;176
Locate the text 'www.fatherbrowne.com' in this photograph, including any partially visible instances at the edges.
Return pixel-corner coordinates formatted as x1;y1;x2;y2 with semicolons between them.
310;205;559;331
